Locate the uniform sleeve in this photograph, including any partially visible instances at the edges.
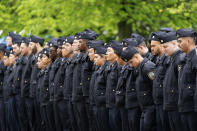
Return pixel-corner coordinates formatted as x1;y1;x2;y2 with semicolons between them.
143;61;156;80
192;56;197;92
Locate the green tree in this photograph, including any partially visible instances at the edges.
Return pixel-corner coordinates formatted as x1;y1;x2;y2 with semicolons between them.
0;0;197;42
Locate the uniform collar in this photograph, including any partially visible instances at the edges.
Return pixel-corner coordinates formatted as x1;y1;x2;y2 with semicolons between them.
93;64;99;71
8;66;12;72
98;62;108;73
66;58;72;63
170;49;180;61
38;69;45;76
123;63;129;69
62;57;67;62
186;48;196;61
16;58;21;65
28;53;33;59
156;54;166;65
120;63;129;73
109;61;118;69
78;52;84;59
82;52;89;61
144;52;150;58
57;57;62;61
138;57;148;71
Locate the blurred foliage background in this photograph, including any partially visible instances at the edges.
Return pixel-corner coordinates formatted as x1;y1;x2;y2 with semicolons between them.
0;0;196;42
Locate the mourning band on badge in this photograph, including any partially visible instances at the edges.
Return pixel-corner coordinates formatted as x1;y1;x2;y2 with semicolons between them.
147;71;155;80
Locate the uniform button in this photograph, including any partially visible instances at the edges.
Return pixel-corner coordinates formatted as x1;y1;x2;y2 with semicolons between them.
188;86;191;89
132;88;135;91
112;89;115;92
25;80;27;83
60;86;62;88
46;88;48;91
52;83;55;86
0;82;2;85
101;92;104;95
144;93;146;96
160;84;162;87
18;78;20;81
171;90;174;93
88;78;90;80
80;83;83;86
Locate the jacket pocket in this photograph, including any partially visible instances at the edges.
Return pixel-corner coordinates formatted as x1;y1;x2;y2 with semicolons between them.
155;84;163;99
115;90;125;107
95;88;106;106
138;91;153;106
182;85;195;102
168;88;178;104
127;90;137;103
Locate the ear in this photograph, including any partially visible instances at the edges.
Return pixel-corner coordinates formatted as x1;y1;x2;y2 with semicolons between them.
114;53;118;58
171;41;176;46
139;45;143;49
188;37;195;45
160;44;164;50
159;44;163;48
35;43;39;47
49;58;52;62
187;39;190;45
133;53;138;59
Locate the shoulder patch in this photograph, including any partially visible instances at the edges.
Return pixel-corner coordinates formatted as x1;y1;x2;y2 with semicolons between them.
147;71;154;80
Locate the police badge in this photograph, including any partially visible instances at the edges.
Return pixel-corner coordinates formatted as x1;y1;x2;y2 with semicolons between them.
178;65;181;71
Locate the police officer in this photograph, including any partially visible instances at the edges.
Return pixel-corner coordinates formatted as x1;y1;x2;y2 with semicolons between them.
20;37;36;131
62;36;78;131
6;49;21;131
94;45;110;131
109;40;130;131
177;28;197;131
6;32;20;49
105;40;122;131
88;40;105;131
36;49;46;130
120;38;141;131
48;38;58;105
79;29;98;131
3;50;11;131
150;32;170;131
53;37;71;131
71;29;97;131
47;38;59;131
0;44;7;131
54;36;74;131
121;47;156;131
38;48;55;131
29;35;44;131
12;35;30;131
162;31;185;131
